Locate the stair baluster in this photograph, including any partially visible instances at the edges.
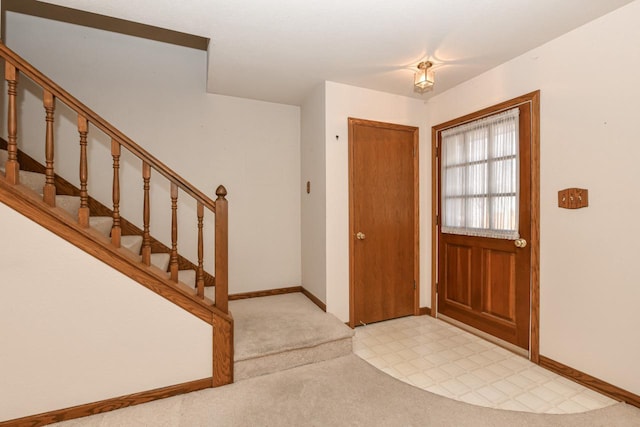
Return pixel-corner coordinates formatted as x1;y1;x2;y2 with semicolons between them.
111;140;122;247
5;62;19;184
77;115;90;227
43;91;56;206
196;202;205;298
215;185;228;314
142;162;151;265
170;182;179;281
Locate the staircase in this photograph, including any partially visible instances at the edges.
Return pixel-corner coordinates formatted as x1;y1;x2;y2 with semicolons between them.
0;40;233;389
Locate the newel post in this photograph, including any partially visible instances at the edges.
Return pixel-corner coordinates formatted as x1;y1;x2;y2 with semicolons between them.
215;185;229;314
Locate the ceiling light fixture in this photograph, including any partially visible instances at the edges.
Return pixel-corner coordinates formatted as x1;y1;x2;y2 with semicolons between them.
414;61;434;92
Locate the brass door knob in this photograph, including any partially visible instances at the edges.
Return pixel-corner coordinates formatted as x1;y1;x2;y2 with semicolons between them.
514;238;527;248
356;232;366;240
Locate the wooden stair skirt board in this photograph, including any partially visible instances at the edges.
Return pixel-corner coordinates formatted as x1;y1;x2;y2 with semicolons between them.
0;378;212;427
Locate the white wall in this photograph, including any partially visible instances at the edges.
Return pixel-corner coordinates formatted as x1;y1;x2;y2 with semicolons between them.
425;0;640;395
0;201;212;422
4;12;301;294
300;83;327;301
324;82;429;321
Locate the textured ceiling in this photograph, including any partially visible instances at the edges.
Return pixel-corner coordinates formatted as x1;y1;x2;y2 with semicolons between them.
40;0;634;105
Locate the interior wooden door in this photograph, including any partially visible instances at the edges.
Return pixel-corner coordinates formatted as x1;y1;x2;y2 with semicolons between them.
436;101;533;350
349;118;418;327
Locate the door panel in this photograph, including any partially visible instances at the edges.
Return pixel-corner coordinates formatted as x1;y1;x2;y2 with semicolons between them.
437;101;533;350
349;119;418;326
443;244;472;308
481;248;516;322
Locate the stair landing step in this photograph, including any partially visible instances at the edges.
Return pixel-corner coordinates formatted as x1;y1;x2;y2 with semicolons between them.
231;293;354;381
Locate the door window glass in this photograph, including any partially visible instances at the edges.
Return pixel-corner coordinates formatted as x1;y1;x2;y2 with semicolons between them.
440;108;519;239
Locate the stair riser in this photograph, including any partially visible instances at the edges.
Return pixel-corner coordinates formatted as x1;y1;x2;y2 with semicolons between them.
234;338;353;381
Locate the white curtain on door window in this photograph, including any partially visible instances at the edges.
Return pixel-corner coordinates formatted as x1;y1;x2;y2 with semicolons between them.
440;107;520;240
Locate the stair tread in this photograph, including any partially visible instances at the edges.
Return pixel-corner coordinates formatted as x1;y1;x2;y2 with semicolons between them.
0;164;46;194
150;253;170;271
165;268;214;299
18;170;46;195
179;269;215;300
178;269;196;286
89;216;112;238
55;195;81;217
120;235;143;255
139;252;170;271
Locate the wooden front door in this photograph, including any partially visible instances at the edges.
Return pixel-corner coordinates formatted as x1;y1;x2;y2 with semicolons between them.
349;118;419;327
435;94;538;351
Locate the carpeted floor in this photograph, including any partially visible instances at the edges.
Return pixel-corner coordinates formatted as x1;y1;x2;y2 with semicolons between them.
52;354;640;426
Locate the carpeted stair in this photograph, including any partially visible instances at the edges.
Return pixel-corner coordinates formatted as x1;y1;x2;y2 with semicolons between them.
230;292;354;381
0;148;214;300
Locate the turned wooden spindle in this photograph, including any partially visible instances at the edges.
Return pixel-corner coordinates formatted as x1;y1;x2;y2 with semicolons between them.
77;115;90;227
141;162;152;265
5;62;19;184
111;140;122;247
196;202;205;298
215;185;229;314
43;91;57;206
169;182;179;281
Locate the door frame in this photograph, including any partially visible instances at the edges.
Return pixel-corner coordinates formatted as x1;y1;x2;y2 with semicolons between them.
430;91;540;362
348;117;420;328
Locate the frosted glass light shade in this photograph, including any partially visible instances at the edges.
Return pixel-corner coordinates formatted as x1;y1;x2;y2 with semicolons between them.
414;62;434;91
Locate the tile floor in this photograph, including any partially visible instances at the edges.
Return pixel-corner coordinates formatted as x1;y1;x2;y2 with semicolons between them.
353;315;616;414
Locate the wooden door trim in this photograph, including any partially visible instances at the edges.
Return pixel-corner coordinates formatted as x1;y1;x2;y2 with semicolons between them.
430;91;540;361
348;117;420;328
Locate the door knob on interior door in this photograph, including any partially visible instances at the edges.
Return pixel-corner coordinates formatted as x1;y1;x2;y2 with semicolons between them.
514;238;527;248
356;232;366;240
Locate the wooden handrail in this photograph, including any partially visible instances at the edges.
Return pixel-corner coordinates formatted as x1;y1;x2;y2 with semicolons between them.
0;41;216;213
